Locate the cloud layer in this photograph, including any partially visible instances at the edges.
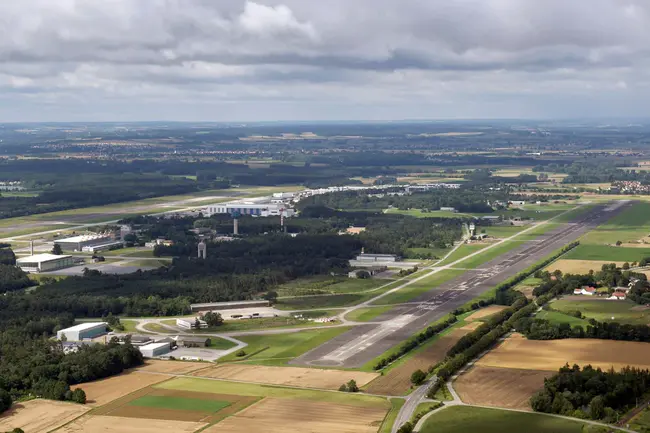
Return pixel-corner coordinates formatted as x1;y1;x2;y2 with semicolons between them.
1;0;649;121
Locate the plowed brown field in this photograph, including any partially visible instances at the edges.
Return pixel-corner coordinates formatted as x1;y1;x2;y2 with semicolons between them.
191;364;378;390
454;366;550;410
365;328;470;395
477;333;650;371
137;359;209;375
465;305;508;321
0;399;89;433
203;398;387;433
78;371;171;406
55;415;205;433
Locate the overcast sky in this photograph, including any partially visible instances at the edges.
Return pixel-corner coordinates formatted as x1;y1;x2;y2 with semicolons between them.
1;0;649;122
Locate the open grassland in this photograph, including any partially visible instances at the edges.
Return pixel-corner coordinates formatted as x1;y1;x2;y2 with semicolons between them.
551;298;650;325
277;276;388;297
218;327;350;364
0;399;90;433
203;397;388;433
418;406;601;433
563;244;650;262
372;269;466;305
435;243;490;266
379;399;405;433
456;240;519;269
136;360;209;375
345;306;393;322
535;310;590;327
191;364;378;390
54;415;205;433
454;366;550;410
77;371;171;406
464;305;508;322
580;202;650;245
156;377;390;408
481;225;527;238
477;333;650;371
629;406;650;433
546;259;625;274
365;327;471;395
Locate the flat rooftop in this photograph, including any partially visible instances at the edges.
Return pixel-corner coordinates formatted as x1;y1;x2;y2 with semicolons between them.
191;300;270;308
56;234;111;243
59;322;107;333
140;342;171;350
17;253;73;263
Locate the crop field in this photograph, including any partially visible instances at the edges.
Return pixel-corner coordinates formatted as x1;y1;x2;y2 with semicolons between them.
0;399;90;433
365;328;471;395
454;366;550;410
551;298;650;325
55;415;205;433
218;327;351;364
545;259;624;274
464;305;508;322
418;406;598;433
477;333;650;371
580;202;650;245
92;387;256;423
562;244;650;262
191;364;378;390
202;398;388;433
77;371;171;406
136;360;209;375
371;269;466;305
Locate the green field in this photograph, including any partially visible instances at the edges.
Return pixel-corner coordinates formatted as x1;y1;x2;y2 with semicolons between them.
455;241;519;269
218;327;350;364
180;316;329;333
563;244;650;262
379;399;406;433
536;310;590;327
580;202;650;245
345;306;393;322
130;395;231;412
435;243;490;266
208;337;239;350
372;269;466;305
277;276;389;297
103;247;155;258
276;294;367;310
156;377;389;408
552;298;650;325
480;225;526;238
418;406;605;433
630;406;650;433
384;208;476;218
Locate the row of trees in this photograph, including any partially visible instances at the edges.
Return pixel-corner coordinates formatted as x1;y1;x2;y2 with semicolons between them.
531;365;650;421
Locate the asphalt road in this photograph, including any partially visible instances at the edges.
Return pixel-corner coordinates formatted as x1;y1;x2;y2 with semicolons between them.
292;201;631;368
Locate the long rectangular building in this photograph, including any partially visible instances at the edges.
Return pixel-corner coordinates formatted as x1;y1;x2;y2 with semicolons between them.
55;234;114;252
57;322;107;341
16;253;75;273
203;202;295;217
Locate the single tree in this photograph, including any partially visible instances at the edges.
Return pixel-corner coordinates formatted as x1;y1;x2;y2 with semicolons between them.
623;262;630;270
203;312;224;327
589;395;605;420
51;243;63;255
346;380;359;393
410;369;426;386
71;388;87;404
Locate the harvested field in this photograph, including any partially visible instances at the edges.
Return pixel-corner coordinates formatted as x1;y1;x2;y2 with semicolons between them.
516;286;535;299
191;364;378;390
0;399;89;433
459;322;482;331
78;371;170;406
55;415;205;433
94;387;257;423
203;398;387;433
454;366;551;410
365;328;470;395
136;360;208;375
546;259;624;274
477;333;650;371
465;305;508;322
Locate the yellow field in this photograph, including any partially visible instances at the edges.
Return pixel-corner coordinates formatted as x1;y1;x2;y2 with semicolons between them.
204;398;386;433
477;334;650;371
0;399;89;433
54;415;205;433
191;365;378;390
78;371;171;406
465;305;508;322
136;360;209;375
545;259;624;274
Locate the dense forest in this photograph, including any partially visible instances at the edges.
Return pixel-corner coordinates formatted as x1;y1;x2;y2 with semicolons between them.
532;161;647;184
531;365;650;421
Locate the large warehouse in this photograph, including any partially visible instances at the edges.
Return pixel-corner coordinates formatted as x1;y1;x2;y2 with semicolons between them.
138;342;172;358
56;322;107;341
54;234;114;252
16;253;75;273
203;202;295;217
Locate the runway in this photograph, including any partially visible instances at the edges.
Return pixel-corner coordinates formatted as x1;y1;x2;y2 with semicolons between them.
292;202;631;368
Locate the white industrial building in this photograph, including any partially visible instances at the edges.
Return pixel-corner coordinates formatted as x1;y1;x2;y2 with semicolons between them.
57;322;107;341
16;253;75;273
203;202;295;217
55;234;115;252
176;318;208;329
138;342;172;358
355;253;399;262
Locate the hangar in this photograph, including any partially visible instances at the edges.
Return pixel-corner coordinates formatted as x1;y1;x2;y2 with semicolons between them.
56;322;107;341
16;253;75;273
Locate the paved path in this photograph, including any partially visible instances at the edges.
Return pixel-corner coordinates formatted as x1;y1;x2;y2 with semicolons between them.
391;380;433;433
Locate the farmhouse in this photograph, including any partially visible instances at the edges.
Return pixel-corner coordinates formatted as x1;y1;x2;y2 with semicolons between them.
16;253;75;273
57;322;107;341
573;286;596;296
609;291;627;300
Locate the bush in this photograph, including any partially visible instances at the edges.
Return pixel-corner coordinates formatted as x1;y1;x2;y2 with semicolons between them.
71;388;86;404
235;349;246;357
411;369;426;386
